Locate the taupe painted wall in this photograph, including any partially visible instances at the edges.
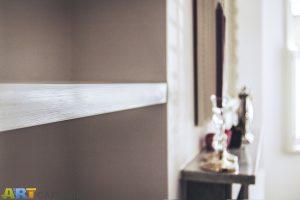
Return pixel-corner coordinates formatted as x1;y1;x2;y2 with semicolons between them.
0;0;166;83
71;106;167;199
71;0;166;82
0;122;75;194
0;106;167;200
0;0;73;82
0;0;167;199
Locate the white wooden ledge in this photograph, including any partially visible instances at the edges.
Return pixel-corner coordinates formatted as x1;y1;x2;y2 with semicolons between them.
0;83;167;132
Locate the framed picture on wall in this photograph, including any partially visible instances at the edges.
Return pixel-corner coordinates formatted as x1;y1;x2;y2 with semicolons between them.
193;0;238;125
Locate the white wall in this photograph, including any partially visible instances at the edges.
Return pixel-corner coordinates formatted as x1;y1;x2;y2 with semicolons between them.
236;0;262;131
167;0;203;198
238;0;300;198
262;0;300;199
236;1;265;199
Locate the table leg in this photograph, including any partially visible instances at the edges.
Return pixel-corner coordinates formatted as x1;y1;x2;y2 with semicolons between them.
181;179;187;200
237;184;249;200
185;181;232;200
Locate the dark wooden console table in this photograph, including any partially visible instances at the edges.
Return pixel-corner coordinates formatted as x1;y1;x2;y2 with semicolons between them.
181;134;262;200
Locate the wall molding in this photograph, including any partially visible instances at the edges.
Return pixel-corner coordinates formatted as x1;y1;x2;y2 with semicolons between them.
0;83;167;132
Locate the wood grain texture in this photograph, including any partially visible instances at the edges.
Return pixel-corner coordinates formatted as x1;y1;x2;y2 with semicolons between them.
0;83;167;132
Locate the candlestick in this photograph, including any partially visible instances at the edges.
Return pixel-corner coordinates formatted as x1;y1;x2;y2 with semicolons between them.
200;95;239;173
215;2;226;107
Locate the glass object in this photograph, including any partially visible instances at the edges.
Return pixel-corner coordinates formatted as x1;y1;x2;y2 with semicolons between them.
200;95;239;173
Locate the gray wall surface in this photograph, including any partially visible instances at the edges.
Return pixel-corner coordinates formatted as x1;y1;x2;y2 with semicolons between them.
0;0;166;83
71;0;166;82
0;0;73;82
0;106;167;200
0;0;167;199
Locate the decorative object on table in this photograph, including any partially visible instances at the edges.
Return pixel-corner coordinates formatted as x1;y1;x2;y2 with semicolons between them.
229;125;243;148
200;96;239;173
237;87;254;144
204;129;232;151
229;86;254;148
200;0;239;173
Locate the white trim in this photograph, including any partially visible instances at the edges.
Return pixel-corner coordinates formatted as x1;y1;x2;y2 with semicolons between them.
0;83;167;132
286;0;300;151
290;0;300;16
288;139;300;152
286;49;300;152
